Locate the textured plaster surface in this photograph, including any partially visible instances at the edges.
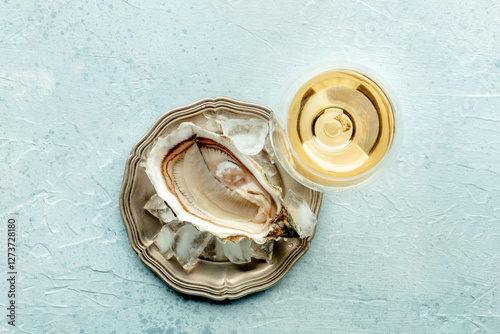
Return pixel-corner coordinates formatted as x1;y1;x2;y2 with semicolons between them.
1;1;499;333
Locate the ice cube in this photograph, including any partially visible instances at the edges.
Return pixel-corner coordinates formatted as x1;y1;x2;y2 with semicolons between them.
172;224;212;268
220;118;269;156
250;149;281;187
201;237;227;262
202;110;223;133
222;238;252;264
154;225;175;260
249;240;274;262
144;194;177;223
205;119;222;133
284;190;317;237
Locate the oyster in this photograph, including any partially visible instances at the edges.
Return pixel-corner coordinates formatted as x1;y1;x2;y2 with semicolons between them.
145;121;316;268
146;122;299;243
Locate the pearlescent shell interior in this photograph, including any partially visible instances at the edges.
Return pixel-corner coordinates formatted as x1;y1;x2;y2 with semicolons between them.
119;97;322;300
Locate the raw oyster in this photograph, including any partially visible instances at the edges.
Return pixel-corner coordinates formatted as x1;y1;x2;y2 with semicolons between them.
146;122;299;243
145;121;316;268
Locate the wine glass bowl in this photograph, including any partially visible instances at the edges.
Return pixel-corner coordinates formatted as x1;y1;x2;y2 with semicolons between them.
271;64;399;191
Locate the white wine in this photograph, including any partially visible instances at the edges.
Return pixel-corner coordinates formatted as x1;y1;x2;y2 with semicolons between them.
272;68;396;190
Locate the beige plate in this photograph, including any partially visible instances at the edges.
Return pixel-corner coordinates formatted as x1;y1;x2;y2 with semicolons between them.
119;97;322;300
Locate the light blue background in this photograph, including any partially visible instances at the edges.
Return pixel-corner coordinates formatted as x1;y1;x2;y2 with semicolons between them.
1;1;499;333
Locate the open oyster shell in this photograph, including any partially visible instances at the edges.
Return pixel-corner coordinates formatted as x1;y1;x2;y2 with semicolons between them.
145;121;316;268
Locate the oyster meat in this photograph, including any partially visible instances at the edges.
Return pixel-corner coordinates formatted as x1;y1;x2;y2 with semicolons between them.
145;121;316;268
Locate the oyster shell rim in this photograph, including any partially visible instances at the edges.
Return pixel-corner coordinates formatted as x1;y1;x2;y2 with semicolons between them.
119;97;322;300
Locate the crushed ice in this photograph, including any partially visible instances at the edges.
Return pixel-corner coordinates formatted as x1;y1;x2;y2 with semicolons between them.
220;117;269;156
171;224;212;268
284;190;317;237
222;239;252;264
145;194;176;223
150;188;317;269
